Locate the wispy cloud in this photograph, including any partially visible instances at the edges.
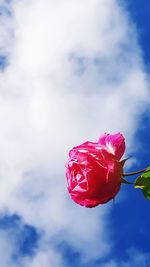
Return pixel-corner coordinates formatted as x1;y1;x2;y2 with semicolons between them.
0;0;149;266
103;248;149;267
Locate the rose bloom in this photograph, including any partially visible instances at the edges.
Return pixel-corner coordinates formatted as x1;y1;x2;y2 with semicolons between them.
65;133;125;207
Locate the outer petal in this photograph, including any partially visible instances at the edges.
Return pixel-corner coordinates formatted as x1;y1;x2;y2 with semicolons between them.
69;141;98;157
98;132;125;160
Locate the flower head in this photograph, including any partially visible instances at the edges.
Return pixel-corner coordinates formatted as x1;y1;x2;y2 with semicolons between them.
66;133;125;207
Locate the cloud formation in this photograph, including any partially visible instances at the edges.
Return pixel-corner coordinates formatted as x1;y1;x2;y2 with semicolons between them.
0;0;149;266
103;248;149;267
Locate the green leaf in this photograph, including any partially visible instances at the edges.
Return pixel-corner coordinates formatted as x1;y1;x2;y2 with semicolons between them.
134;166;150;200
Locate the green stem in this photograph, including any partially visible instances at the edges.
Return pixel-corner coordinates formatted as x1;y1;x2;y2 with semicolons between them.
123;168;146;177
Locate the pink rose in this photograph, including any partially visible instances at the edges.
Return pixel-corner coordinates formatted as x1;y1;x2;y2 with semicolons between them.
66;133;125;207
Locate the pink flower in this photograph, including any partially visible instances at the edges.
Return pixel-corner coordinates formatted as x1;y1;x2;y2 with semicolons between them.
66;133;125;208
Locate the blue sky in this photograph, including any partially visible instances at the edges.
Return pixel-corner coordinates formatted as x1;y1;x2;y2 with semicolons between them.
109;1;150;264
125;0;150;71
0;0;150;266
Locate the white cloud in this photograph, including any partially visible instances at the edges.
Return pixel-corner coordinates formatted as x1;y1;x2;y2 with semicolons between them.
21;247;64;267
0;0;149;266
0;230;17;267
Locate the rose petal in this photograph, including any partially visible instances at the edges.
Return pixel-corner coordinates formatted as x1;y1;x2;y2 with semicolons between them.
98;132;125;160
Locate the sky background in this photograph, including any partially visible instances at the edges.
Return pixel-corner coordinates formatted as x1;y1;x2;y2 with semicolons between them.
0;0;150;266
